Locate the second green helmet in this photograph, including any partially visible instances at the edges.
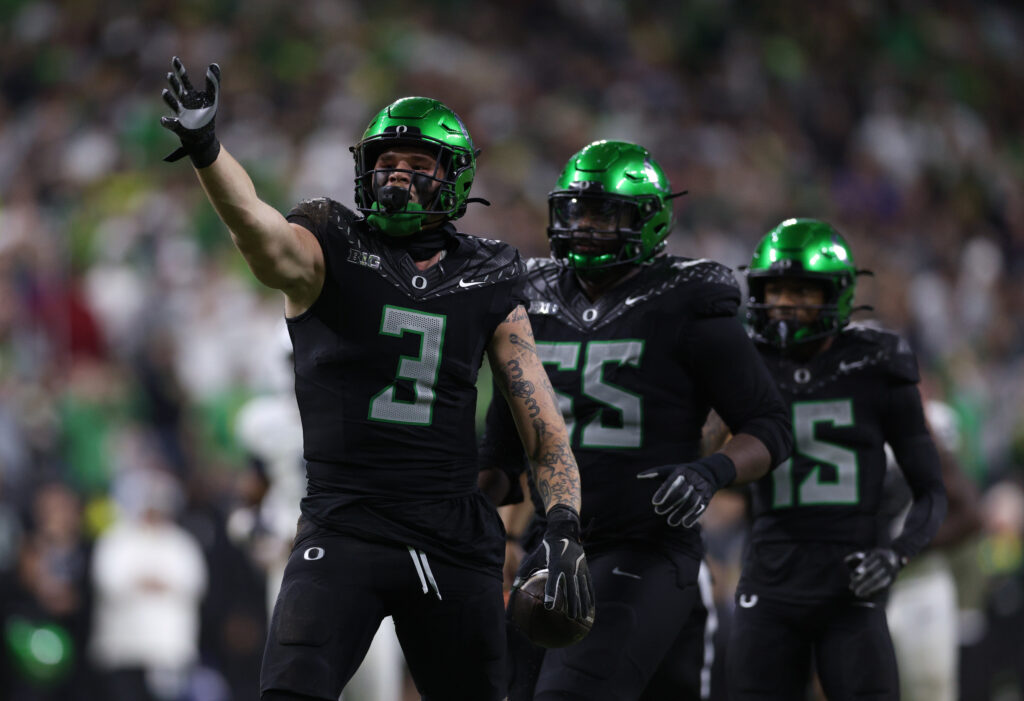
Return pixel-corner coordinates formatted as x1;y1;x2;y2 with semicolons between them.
352;97;476;236
548;140;675;272
745;218;858;349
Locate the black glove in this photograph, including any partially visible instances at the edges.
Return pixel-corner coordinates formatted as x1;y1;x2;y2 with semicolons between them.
845;548;906;598
637;453;736;528
512;505;594;622
160;56;222;168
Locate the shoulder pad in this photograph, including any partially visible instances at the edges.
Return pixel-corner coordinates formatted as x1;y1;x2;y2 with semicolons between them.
520;258;562;303
664;257;741;318
454;234;526;283
287;197;361;236
841;325;920;383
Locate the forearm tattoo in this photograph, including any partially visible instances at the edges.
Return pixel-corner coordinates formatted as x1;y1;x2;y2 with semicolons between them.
530;428;579;510
506;358;540;418
494;306;581;510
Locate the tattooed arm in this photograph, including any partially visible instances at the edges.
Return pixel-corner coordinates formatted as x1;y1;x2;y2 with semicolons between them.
486;305;581;513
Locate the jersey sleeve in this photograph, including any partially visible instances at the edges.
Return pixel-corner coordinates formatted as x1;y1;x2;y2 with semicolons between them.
882;382;948;559
681;314;793;468
681;261;742;319
285;198;358;289
491;264;529;320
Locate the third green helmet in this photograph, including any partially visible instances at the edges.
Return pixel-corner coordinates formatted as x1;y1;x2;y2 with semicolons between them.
745;218;859;349
547;140;676;273
352;97;476;236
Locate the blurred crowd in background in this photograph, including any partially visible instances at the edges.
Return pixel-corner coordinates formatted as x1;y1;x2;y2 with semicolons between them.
0;0;1023;699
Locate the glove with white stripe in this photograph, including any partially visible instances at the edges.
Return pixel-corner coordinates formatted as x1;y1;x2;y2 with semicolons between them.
638;453;736;528
513;505;594;623
845;548;906;598
160;56;222;168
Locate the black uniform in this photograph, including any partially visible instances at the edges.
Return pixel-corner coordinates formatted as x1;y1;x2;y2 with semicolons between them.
727;326;947;701
481;257;790;701
260;198;526;701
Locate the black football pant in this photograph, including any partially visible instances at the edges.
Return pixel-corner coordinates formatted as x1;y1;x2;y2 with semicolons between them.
726;593;899;701
510;545;714;700
260;522;506;701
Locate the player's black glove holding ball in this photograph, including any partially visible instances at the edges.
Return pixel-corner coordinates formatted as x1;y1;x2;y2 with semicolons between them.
508;505;595;647
160;56;222;168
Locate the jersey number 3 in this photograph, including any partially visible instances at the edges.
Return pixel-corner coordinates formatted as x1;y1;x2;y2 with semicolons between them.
773;399;859;508
369;306;446;425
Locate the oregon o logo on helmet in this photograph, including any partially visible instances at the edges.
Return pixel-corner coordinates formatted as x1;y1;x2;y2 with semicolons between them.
396;124;408;136
304;546;325;561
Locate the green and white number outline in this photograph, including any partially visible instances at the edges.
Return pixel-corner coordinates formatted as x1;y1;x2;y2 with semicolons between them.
772;398;859;508
536;339;645;449
368;305;446;426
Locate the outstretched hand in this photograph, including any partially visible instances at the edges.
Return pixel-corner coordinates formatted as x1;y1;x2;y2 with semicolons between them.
160;56;222;167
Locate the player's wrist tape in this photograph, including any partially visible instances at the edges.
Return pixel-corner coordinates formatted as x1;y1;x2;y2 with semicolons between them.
164;135;221;169
693;453;737;489
545;504;581;540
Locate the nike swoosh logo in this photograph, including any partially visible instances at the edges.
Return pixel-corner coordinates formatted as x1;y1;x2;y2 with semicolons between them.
625;294;649;306
559;538;570;556
738;594;758;608
611;567;642;580
839;358;868;372
459;278;487;288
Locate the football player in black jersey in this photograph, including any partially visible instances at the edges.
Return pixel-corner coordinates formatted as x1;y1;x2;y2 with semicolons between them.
478;140;792;700
159;57;594;701
725;219;948;701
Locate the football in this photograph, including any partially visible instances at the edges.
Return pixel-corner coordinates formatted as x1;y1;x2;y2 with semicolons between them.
507;569;594;648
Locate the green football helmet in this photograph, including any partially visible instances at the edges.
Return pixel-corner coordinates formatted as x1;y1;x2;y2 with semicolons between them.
352;97;476;236
548;140;676;273
745;218;858;349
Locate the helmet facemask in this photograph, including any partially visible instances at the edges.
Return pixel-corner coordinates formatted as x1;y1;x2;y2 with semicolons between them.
747;275;848;350
547;141;676;279
548;188;660;275
352;99;477;237
744;218;860;353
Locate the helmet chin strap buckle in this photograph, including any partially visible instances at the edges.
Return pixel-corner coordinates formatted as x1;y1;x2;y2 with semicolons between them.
377;185;412;213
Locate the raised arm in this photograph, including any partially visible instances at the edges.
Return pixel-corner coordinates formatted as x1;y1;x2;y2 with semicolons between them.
486;305;580;513
160;56;323;314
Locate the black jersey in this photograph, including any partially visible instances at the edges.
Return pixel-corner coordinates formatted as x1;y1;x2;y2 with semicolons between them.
740;325;941;601
285;198;526;573
480;256;789;560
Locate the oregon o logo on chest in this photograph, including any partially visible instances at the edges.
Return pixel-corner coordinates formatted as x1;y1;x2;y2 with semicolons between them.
412;275;427;290
304;546;325;561
583;308;598;322
794;368;811;384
